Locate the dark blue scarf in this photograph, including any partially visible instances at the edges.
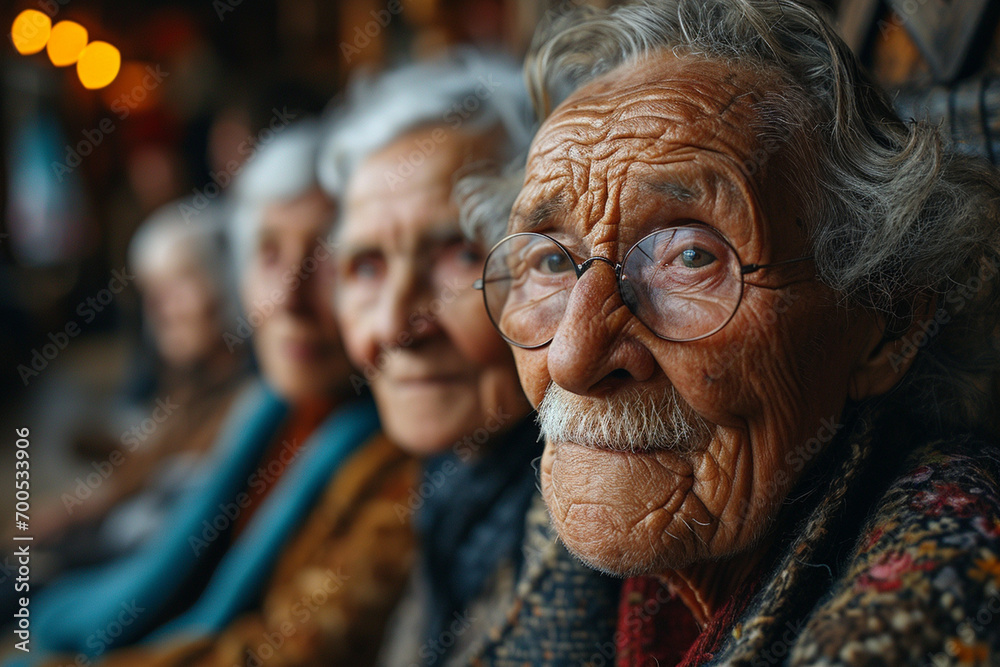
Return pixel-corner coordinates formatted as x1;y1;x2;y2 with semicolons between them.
415;417;541;666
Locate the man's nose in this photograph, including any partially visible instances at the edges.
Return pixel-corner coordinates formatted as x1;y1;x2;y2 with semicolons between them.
546;263;657;396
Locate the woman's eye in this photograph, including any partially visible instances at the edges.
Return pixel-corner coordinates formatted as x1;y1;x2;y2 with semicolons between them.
348;254;384;281
679;247;716;268
455;244;483;267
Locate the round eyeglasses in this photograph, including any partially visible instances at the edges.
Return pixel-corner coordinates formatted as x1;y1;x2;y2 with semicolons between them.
473;226;813;348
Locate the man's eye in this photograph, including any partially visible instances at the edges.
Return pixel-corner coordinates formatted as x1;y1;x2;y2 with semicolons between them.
534;252;572;274
680;247;716;268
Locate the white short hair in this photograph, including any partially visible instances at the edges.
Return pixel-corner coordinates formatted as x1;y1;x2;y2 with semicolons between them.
129;199;228;287
317;48;535;199
229;119;326;278
128;197;236;328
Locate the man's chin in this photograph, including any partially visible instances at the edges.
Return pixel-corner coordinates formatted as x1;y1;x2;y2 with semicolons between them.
543;500;695;578
540;439;702;577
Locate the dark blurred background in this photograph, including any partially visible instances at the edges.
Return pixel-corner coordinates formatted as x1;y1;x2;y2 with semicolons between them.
0;0;602;512
1;0;998;517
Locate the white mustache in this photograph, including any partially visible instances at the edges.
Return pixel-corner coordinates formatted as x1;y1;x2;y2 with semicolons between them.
536;383;711;453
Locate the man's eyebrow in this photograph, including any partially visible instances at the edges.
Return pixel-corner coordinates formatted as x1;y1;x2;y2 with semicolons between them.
643;179;701;202
510;194;565;232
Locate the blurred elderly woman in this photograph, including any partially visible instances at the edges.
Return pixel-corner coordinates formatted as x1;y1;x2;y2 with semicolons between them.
16;204;248;643
129;203;240;382
466;0;1000;664
28;121;417;667
89;204;248;547
321;51;621;666
35;203;246;555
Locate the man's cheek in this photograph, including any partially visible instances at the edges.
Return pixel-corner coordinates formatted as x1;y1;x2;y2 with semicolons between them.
654;347;750;428
512;348;548;407
694;322;797;420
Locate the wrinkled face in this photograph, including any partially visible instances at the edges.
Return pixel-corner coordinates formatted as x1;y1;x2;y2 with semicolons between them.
138;241;222;369
335;126;530;456
516;53;872;576
241;188;352;402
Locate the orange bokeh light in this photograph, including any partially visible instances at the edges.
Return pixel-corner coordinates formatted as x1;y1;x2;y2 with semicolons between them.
46;20;89;67
11;10;51;55
99;61;159;113
77;41;120;90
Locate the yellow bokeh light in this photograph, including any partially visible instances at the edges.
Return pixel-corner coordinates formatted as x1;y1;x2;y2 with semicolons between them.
76;41;120;90
46;20;88;67
11;10;52;56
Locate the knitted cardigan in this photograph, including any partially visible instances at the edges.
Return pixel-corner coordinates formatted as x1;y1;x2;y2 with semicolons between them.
617;406;1000;666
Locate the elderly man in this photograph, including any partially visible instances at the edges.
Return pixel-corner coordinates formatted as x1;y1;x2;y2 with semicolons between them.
465;0;1000;663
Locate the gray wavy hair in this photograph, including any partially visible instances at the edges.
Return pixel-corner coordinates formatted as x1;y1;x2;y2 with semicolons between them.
317;48;535;206
463;0;1000;435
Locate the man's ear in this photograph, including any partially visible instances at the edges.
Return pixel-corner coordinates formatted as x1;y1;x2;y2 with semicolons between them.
849;295;937;401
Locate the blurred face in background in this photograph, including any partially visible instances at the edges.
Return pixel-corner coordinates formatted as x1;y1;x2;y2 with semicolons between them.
137;238;224;370
334;125;531;456
242;187;353;402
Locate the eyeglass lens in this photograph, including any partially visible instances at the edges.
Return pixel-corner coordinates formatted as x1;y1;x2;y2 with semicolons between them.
480;227;744;347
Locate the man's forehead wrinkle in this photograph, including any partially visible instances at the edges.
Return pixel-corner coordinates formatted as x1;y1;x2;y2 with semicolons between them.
606;73;759;122
545;105;763;172
643;177;700;202
547;82;729;145
522;60;775;246
529;118;612;179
